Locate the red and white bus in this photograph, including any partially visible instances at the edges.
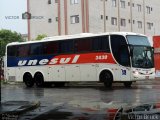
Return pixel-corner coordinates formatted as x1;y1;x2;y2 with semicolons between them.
4;32;155;87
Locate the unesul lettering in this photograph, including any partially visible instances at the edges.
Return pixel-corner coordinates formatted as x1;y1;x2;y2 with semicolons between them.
18;55;80;66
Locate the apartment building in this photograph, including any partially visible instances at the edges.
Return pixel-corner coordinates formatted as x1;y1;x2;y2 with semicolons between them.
27;0;160;40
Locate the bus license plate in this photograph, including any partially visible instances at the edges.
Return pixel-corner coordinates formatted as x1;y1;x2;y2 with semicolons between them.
145;76;149;79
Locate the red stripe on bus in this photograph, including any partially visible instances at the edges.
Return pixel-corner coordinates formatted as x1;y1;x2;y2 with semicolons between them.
48;52;116;65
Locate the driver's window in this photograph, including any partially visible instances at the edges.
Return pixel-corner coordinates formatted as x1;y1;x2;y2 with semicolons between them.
119;46;130;66
110;35;130;66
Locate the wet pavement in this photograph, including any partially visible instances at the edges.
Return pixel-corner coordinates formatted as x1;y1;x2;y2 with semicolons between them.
1;80;160;120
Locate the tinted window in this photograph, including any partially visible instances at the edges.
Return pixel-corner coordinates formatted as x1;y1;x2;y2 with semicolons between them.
17;45;30;57
30;43;43;55
75;38;91;52
92;36;110;52
44;42;59;54
59;40;74;53
110;35;130;66
127;35;150;46
7;46;17;56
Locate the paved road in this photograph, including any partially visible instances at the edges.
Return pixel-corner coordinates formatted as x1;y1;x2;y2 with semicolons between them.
1;80;160;120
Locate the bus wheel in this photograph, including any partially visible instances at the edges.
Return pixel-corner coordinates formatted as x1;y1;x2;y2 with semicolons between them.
23;73;34;87
54;82;65;87
100;71;113;88
34;73;44;87
124;82;132;88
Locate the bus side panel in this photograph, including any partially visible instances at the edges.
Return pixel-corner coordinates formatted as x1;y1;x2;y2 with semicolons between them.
65;64;81;81
6;67;17;82
15;66;49;82
48;65;65;82
97;63;120;82
80;63;97;81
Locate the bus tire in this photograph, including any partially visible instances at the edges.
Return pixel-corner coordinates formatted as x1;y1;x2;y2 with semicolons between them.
54;82;65;87
124;82;132;88
34;72;44;87
100;71;113;88
23;73;34;87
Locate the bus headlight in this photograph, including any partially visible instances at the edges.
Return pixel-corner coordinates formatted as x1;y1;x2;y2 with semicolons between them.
133;71;139;75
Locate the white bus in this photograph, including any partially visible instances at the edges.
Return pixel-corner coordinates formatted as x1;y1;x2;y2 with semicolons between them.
5;32;155;88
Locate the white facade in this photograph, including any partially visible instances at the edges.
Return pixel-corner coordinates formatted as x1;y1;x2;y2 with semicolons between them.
28;0;160;40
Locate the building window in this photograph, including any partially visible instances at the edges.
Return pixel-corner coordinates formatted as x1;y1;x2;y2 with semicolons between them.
128;2;130;6
55;0;58;3
101;15;103;19
133;20;135;24
128;19;131;23
137;21;142;28
70;15;79;24
121;19;126;27
106;16;108;20
48;18;52;23
56;17;58;22
146;6;151;14
120;0;125;8
137;4;142;12
147;22;153;30
71;0;78;4
112;0;117;7
111;17;117;25
132;3;134;7
48;0;51;4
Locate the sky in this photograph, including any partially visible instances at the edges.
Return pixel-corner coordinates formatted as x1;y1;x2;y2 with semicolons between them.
0;0;27;34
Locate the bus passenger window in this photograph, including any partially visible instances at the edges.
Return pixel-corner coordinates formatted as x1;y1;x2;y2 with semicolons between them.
59;40;74;54
45;42;59;54
17;45;30;57
101;36;110;51
7;46;17;57
92;36;110;52
92;37;101;51
75;38;91;52
30;43;43;56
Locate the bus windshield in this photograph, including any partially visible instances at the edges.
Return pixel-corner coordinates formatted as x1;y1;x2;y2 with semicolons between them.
127;36;154;68
127;35;150;46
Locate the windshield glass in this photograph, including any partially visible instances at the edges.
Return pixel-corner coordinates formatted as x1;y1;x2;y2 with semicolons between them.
127;35;150;46
127;35;154;68
131;46;154;68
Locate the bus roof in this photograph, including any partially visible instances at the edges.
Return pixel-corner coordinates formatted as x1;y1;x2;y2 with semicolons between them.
7;32;145;46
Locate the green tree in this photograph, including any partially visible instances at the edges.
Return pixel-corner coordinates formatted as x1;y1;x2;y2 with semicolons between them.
0;29;24;80
0;29;24;58
35;34;47;40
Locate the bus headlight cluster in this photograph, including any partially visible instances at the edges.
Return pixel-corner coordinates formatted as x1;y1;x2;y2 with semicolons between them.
133;71;139;75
